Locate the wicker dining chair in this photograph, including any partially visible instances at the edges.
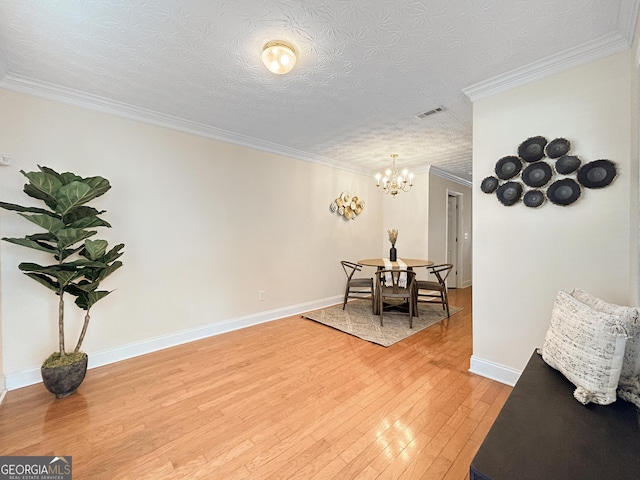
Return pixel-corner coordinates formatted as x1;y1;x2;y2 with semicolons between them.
341;261;373;310
415;263;453;317
374;269;416;327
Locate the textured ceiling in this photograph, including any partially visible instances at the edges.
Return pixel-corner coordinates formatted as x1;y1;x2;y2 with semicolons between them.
0;0;636;182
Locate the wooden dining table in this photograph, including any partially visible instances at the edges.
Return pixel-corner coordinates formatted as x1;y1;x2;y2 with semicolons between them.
358;258;434;269
358;258;434;315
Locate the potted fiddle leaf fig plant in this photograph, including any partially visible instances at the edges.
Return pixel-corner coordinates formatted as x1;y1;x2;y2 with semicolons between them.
0;165;124;398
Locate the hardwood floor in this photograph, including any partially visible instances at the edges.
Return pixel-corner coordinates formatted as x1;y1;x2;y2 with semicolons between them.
0;287;511;479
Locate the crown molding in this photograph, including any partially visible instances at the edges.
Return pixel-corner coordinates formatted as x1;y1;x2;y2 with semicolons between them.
630;0;640;66
429;166;472;187
463;31;632;102
370;163;471;185
411;164;431;176
619;0;640;46
0;73;371;176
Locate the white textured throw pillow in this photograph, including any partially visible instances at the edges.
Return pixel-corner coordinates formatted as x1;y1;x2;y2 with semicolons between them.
572;288;640;408
542;290;628;405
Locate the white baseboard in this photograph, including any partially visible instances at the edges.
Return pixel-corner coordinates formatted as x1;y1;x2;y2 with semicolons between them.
469;355;521;387
0;373;6;405
5;295;342;391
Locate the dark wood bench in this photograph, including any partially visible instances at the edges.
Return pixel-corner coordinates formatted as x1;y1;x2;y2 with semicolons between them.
470;351;640;479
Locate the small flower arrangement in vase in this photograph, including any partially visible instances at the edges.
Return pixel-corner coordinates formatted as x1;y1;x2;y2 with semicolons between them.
388;228;398;261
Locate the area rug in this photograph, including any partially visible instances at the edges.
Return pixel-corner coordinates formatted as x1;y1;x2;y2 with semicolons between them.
302;300;462;347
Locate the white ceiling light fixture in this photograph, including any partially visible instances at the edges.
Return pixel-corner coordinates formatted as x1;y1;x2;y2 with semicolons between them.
375;154;414;197
262;40;297;74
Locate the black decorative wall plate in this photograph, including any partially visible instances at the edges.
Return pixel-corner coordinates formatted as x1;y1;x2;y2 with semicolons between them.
522;162;552;187
577;159;616;188
547;178;581;206
495;156;522;180
555;155;581;175
545;138;571;158
481;176;499;193
518;136;548;162
523;190;545;208
496;181;523;206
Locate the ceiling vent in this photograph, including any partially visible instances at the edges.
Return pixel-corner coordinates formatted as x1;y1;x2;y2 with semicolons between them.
415;106;444;119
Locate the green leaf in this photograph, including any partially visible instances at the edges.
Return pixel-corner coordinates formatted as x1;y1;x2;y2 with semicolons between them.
97;260;123;282
75;290;111;310
102;243;125;263
67;280;99;294
79;263;108;282
39;166;102;191
26;232;57;242
24;272;60;293
63;206;105;224
19;263;79;283
22;170;63;198
84;239;108;260
23;184;58;210
69;215;111;229
55;228;96;249
19;262;69;273
0;201;56;216
58;244;84;261
37;165;61;178
59;172;82;184
18;262;47;272
61;259;106;268
83;177;111;199
80;261;123;283
54;178;111;216
21;265;83;288
18;213;65;233
2;237;58;254
54;181;93;215
57;270;83;286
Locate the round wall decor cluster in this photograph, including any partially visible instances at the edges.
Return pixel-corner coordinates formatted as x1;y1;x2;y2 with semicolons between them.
330;192;364;220
480;136;617;207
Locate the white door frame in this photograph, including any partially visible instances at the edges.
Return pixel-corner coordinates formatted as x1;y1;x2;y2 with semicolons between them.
446;190;464;288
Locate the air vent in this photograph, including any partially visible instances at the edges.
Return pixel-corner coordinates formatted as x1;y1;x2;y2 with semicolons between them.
415;106;444;119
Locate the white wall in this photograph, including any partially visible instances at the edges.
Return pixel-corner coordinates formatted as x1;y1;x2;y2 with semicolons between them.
0;88;382;388
632;14;640;306
471;50;637;384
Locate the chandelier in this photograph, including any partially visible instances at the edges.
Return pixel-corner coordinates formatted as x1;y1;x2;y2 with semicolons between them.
375;154;414;196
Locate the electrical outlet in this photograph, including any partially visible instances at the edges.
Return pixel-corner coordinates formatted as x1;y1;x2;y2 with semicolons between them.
258;290;265;301
0;155;11;166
